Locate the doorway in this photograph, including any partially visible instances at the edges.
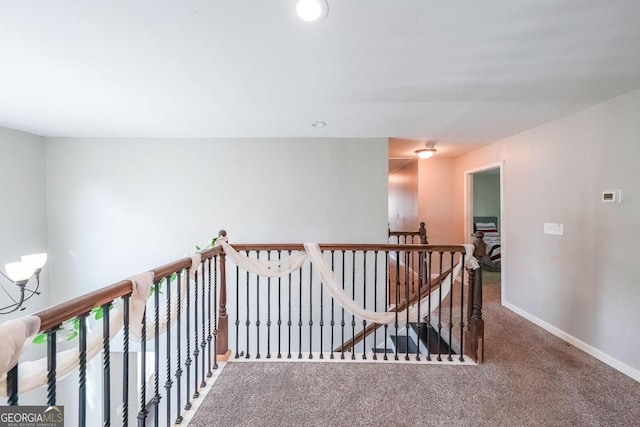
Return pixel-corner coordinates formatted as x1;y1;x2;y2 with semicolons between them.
464;162;505;304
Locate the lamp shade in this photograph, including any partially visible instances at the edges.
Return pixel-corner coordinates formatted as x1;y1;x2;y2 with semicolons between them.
415;148;437;159
5;261;36;283
21;253;48;271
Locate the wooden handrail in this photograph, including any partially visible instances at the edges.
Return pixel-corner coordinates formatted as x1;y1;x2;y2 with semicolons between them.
36;280;132;332
334;267;454;353
34;246;223;333
229;243;464;252
389;222;428;244
29;235;470;358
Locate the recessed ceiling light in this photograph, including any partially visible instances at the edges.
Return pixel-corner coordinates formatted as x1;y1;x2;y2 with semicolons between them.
296;0;329;23
311;121;327;128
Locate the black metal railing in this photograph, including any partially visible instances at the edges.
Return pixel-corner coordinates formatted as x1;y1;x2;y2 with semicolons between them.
224;243;472;364
2;246;223;427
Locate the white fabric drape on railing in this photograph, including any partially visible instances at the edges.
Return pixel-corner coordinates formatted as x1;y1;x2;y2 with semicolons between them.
0;316;41;380
0;241;479;398
305;243;476;324
219;239;478;324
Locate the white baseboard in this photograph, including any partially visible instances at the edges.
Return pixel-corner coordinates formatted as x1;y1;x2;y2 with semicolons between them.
228;352;476;365
503;301;640;383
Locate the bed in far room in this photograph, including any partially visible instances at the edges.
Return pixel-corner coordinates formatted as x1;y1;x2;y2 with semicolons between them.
473;216;501;272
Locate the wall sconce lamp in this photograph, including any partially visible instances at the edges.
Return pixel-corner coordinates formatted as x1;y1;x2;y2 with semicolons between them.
415;143;437;159
0;253;47;314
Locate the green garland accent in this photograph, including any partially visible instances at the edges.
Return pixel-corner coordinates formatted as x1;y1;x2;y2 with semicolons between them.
32;304;113;343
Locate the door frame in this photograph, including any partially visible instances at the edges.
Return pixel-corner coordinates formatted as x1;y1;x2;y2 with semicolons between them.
464;160;506;304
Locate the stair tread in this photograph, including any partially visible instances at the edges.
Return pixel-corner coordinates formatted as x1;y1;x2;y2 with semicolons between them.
390;335;419;353
372;323;456;356
409;322;456;355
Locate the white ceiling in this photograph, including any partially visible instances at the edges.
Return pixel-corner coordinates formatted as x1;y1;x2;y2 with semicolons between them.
1;1;640;155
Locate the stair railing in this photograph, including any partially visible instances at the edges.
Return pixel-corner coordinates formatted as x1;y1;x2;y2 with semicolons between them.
1;239;226;427
388;221;428;244
1;231;486;426
220;242;477;363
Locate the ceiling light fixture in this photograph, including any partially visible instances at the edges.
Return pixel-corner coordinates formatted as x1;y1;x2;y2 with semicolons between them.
296;0;329;22
311;121;327;128
415;143;437;159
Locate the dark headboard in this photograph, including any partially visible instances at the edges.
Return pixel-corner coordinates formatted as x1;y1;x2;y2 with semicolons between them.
473;216;498;232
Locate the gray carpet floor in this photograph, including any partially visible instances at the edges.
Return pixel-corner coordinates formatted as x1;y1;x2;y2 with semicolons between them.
190;272;640;426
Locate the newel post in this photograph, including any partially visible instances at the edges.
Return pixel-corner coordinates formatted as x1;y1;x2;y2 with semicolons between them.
217;230;229;359
419;222;428;244
465;232;485;363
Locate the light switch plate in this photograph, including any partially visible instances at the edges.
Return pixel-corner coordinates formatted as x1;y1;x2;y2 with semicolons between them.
544;223;564;236
602;190;621;203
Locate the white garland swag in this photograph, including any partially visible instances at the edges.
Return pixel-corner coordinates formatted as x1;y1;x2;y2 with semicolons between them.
219;240;478;325
0;254;202;397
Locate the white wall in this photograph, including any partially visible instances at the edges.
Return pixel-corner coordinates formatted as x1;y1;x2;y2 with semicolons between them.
453;88;640;379
0;126;49;319
418;158;456;245
45;137;388;303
